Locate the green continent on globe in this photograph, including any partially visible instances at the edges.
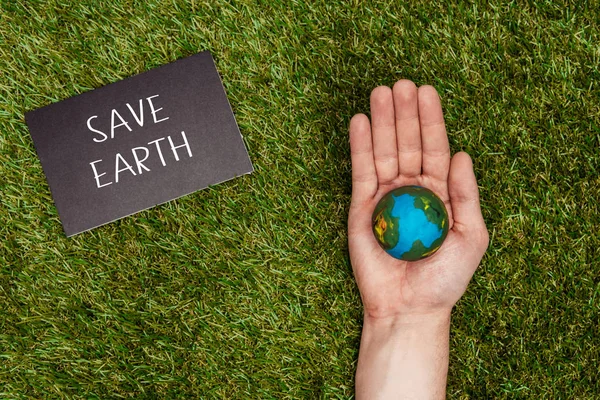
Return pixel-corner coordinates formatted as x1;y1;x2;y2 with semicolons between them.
372;185;449;261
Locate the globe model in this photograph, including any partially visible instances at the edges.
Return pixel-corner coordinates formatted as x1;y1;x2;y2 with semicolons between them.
372;185;449;261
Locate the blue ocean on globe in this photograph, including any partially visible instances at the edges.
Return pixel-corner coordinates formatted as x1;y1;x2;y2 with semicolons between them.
386;193;443;259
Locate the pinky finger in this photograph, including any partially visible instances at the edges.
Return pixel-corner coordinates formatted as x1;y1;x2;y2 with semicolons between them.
349;114;378;205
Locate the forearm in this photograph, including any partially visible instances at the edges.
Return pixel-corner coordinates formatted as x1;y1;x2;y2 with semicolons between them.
355;311;451;400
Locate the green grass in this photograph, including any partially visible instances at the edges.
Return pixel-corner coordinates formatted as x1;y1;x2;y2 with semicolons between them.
1;0;599;398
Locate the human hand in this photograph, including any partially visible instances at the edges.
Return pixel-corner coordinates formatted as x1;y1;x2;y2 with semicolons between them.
348;80;489;322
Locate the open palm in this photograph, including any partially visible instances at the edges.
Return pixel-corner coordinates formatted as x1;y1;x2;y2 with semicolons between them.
348;80;489;320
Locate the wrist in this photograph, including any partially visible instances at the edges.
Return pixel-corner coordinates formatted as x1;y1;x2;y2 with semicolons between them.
356;309;451;399
363;308;452;333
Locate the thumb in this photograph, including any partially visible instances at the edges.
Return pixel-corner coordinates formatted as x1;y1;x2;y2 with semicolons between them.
448;152;489;249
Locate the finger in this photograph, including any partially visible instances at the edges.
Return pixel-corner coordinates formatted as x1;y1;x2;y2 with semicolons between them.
393;80;421;177
448;152;488;246
370;86;399;184
349;113;378;205
418;86;450;183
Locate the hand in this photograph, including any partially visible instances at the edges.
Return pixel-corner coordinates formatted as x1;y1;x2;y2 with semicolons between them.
348;80;489;322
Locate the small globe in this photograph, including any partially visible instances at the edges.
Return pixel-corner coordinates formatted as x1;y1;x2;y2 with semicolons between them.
372;185;449;261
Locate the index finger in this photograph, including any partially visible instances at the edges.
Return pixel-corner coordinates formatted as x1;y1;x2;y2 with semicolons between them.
418;86;451;183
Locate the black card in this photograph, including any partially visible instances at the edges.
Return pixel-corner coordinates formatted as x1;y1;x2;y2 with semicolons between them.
25;51;253;236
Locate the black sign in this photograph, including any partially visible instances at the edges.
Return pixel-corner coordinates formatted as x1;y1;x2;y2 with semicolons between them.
25;51;253;236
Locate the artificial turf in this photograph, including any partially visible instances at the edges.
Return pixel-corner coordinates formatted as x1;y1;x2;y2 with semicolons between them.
1;0;599;398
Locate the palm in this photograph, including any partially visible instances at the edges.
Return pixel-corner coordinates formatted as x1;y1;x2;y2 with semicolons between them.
348;81;489;320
